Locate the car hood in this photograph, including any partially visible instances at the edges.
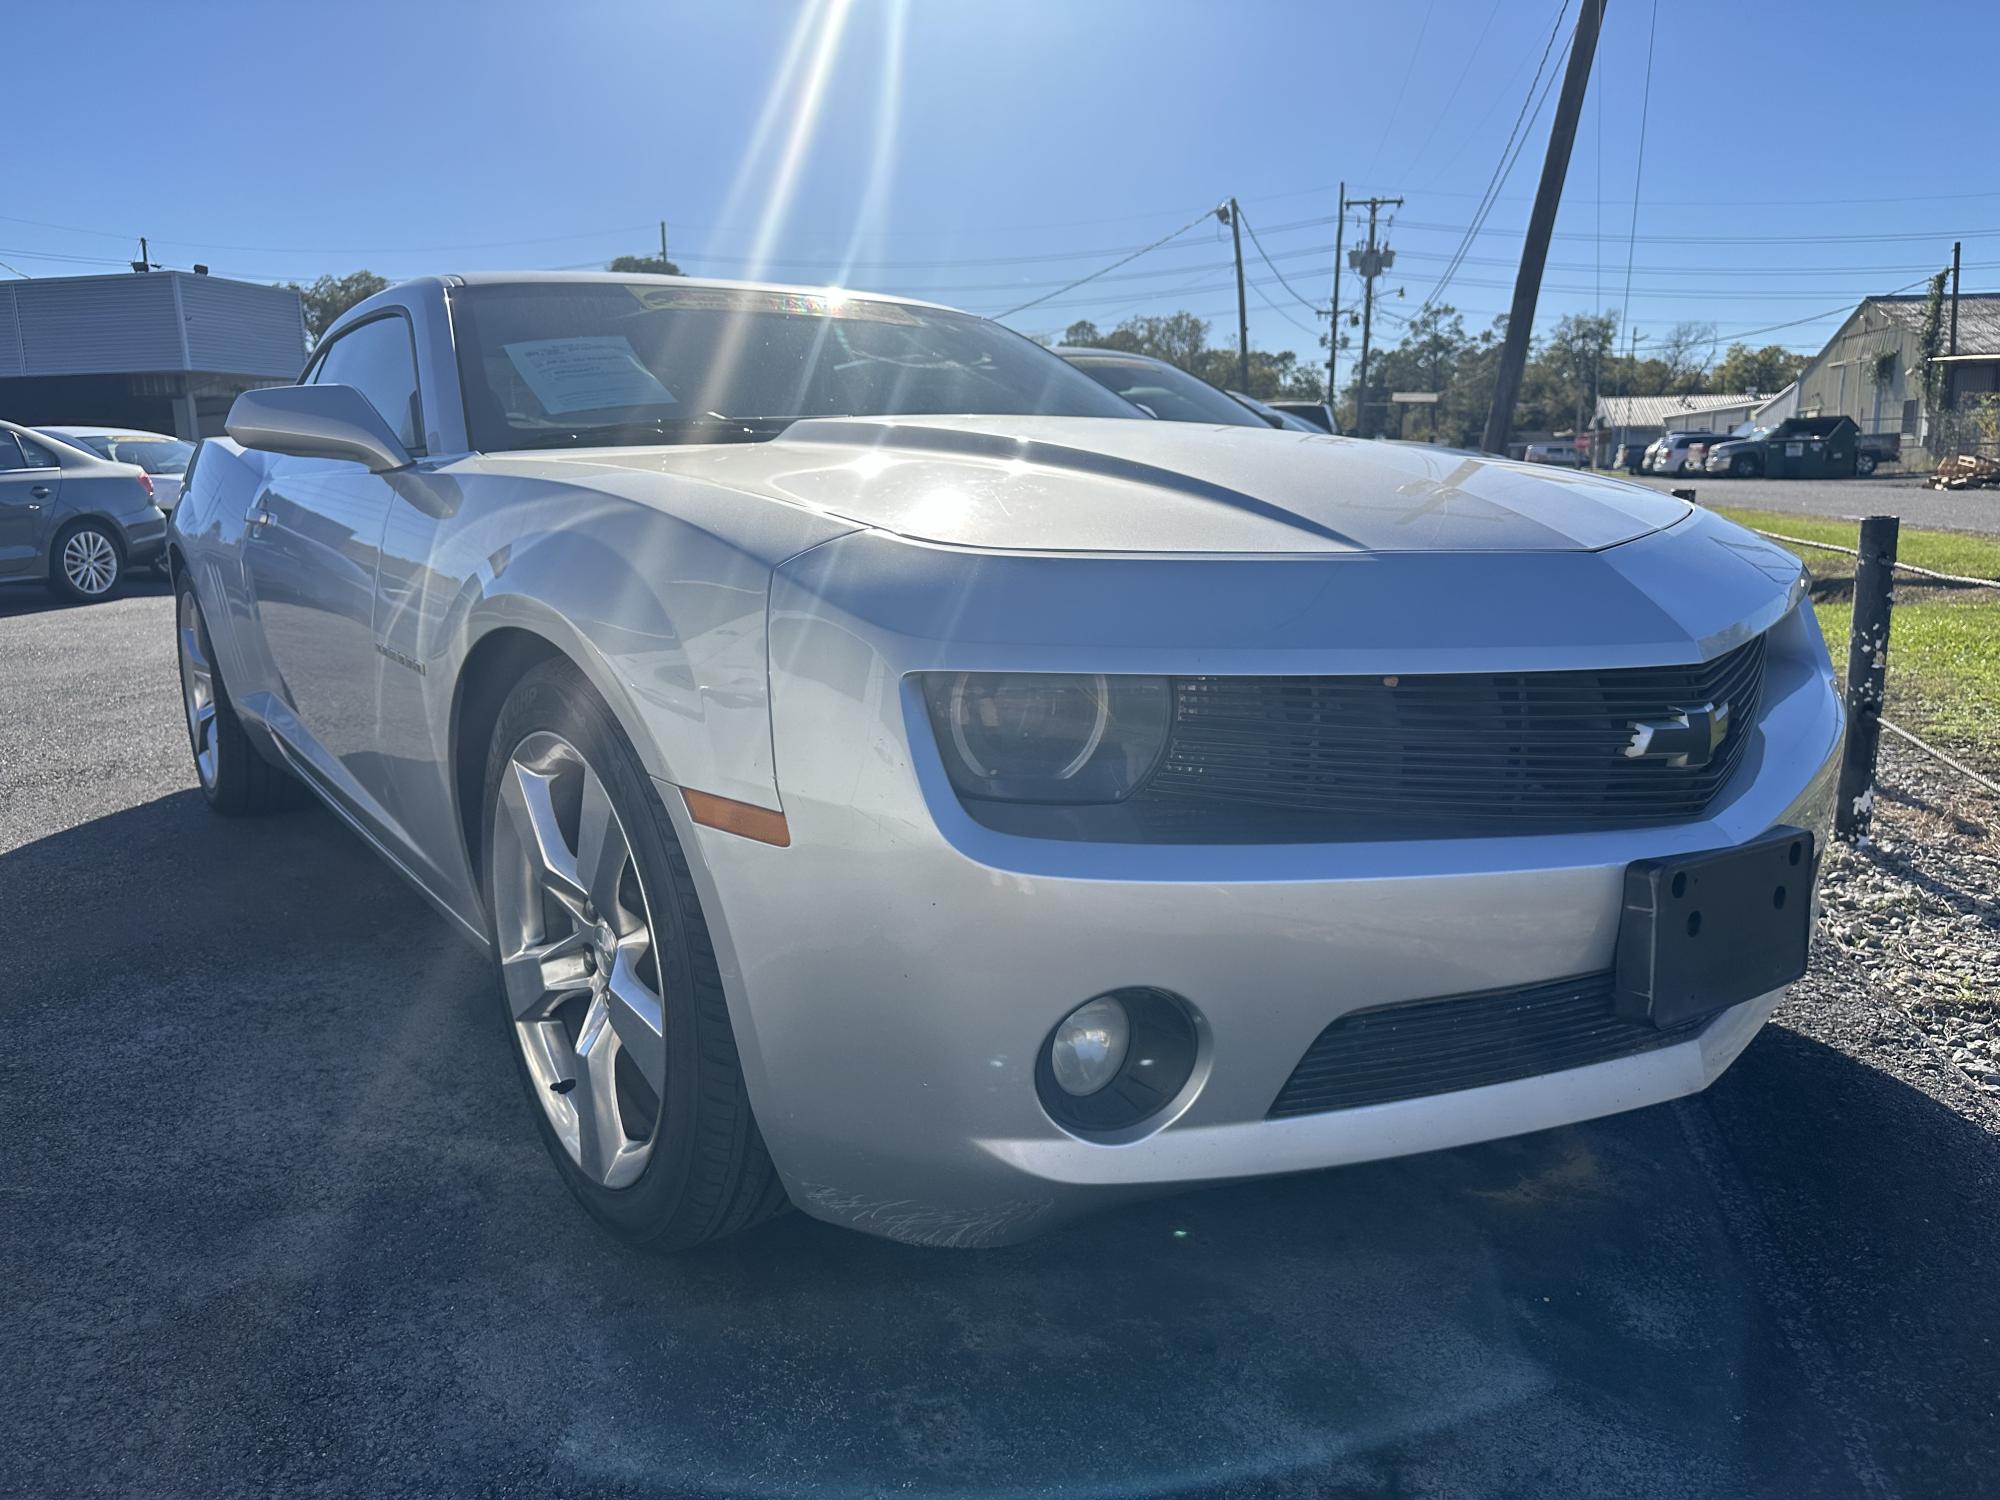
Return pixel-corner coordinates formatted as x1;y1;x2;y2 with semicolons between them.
523;416;1691;555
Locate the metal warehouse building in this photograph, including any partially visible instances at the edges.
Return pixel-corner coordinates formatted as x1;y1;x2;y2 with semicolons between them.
0;271;306;440
1792;291;2000;467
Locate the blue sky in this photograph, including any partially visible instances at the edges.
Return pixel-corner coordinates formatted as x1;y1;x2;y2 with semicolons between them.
11;0;1992;370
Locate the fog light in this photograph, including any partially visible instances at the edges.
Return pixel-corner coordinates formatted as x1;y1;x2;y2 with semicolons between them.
1050;996;1130;1096
1036;987;1201;1135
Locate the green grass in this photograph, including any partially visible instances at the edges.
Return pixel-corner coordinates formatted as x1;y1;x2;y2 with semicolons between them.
1708;506;2000;768
1710;506;2000;582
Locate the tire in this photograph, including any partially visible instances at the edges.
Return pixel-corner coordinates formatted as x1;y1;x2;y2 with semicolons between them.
175;580;300;815
480;657;787;1250
49;519;124;603
1731;454;1757;478
1856;453;1878;477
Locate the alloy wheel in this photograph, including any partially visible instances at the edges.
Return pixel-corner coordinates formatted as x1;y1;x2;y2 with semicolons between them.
62;528;119;596
177;592;219;788
491;731;669;1189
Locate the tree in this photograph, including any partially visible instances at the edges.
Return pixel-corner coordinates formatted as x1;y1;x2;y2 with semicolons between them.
287;270;389;346
1654;320;1718;393
1705;343;1806;397
1053;308;1321;400
1337;305;1497;445
1099;311;1209;371
609;253;681;276
1523;311;1619;435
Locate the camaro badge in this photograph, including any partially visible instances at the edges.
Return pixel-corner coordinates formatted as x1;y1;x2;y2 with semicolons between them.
1624;702;1729;768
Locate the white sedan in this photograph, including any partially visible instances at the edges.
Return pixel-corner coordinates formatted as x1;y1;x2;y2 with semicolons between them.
167;273;1842;1249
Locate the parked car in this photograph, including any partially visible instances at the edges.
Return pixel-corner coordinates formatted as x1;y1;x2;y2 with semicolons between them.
0;418;166;602
1521;439;1585;468
1228;390;1322;432
1646;431;1722;474
1051;347;1267;426
1615;440;1649;474
1704;416;1865;479
170;273;1842;1250
36;426;194;513
1267;400;1339;433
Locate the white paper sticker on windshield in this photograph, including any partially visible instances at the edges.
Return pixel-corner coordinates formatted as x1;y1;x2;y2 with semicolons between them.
501;336;676;415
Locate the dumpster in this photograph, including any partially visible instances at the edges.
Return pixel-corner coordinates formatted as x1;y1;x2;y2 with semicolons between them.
1764;415;1859;479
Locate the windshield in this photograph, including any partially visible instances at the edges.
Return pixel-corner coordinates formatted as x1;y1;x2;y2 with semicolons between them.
450;282;1134;451
1059;353;1265;426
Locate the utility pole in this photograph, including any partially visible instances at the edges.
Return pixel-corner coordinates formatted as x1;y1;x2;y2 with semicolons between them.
1221;198;1250;391
1481;0;1607;456
1346;195;1402;437
1327;182;1346;410
660;220;670;268
1950;239;1961;354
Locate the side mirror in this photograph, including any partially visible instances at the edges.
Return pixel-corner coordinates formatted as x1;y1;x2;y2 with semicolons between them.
227;384;412;472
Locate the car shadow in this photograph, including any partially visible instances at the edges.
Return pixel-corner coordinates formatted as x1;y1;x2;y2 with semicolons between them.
0;568;173;618
5;791;1998;1498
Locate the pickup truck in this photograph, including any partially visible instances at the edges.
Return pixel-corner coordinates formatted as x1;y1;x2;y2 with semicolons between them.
1703;416;1895;478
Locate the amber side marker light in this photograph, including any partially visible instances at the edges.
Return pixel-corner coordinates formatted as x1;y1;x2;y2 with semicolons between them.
682;788;791;848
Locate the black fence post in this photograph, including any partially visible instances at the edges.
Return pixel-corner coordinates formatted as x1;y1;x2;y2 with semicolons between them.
1671;487;1697;502
1834;515;1900;841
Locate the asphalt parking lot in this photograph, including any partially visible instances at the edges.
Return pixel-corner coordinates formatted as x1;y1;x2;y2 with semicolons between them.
4;580;1999;1499
1625;471;2000;537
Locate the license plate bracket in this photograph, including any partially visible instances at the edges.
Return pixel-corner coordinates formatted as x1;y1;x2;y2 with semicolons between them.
1614;827;1815;1030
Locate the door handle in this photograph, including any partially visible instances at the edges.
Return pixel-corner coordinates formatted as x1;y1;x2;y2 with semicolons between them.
29;485;49;499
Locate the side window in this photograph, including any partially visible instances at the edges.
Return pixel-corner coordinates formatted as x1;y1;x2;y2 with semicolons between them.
313;314;425;454
0;434;27;471
16;436;60;467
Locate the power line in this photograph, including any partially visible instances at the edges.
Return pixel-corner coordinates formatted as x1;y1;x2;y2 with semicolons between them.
992;205;1221;319
1417;0;1573;317
1363;0;1436;181
1394;0;1506;186
1618;0;1660;389
1247;272;1322;337
1235;208;1325;314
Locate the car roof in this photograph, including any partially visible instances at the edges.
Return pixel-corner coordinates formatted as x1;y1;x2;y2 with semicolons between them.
435;270;961;315
37;425;179;440
1049;347;1178;368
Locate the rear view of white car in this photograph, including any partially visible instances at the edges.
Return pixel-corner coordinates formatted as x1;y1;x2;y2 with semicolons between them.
36;426;194;513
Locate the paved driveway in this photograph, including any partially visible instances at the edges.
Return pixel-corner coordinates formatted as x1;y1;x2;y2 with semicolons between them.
4;581;1999;1498
1624;472;2000;537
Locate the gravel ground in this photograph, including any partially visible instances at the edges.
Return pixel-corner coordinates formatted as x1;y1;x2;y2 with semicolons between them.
4;580;1999;1498
1813;742;2000;1100
1623;473;2000;537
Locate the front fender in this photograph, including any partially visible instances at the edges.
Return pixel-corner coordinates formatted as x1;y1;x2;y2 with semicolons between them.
422;486;799;814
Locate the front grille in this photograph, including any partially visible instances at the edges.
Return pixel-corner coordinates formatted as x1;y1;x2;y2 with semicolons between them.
1267;973;1708;1118
1136;635;1765;839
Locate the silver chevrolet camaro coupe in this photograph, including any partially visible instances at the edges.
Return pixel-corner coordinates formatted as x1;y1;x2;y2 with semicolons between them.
168;273;1842;1249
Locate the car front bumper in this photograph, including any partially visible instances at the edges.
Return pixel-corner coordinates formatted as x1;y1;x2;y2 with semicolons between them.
680;524;1842;1246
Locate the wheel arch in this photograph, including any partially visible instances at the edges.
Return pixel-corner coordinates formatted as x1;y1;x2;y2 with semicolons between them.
446;606;682;893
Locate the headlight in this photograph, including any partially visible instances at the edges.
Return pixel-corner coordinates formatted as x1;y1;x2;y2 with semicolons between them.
919;672;1170;804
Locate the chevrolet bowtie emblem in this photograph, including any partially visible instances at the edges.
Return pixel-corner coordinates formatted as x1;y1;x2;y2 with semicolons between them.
1624;701;1730;768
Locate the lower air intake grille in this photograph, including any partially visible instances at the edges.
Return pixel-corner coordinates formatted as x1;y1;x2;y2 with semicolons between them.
1267;972;1710;1118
